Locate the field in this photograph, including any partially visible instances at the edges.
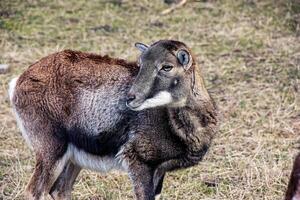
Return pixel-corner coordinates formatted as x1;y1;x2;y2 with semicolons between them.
0;0;299;199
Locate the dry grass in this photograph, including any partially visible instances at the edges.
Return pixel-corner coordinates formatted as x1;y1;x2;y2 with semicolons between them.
0;0;299;199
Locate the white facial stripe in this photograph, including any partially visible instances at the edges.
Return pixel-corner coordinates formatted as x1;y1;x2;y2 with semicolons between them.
134;91;172;111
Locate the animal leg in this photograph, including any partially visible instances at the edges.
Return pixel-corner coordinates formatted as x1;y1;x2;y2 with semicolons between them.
153;158;195;191
50;161;81;200
286;153;300;200
25;150;69;200
128;161;155;200
153;173;165;200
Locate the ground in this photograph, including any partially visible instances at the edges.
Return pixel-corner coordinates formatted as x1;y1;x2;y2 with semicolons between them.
0;0;299;199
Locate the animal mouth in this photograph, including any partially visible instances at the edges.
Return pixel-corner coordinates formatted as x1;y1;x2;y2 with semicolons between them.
126;93;154;111
126;99;145;111
126;91;173;111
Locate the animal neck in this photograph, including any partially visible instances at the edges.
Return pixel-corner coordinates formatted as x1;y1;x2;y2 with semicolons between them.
167;66;218;155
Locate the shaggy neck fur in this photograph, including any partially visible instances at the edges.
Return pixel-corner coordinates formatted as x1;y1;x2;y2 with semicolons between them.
167;65;218;162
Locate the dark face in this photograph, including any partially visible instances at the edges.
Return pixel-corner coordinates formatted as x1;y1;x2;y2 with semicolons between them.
126;40;193;111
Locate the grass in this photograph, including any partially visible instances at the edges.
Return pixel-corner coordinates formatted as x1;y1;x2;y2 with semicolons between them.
0;0;299;199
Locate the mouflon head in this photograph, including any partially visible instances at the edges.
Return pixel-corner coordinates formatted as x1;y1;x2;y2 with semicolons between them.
126;40;197;111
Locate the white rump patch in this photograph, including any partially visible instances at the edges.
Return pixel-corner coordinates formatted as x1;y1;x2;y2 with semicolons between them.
133;91;173;111
8;77;18;102
9;77;33;149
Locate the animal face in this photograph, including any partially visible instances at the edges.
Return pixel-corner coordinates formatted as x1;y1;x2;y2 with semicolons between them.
126;40;194;111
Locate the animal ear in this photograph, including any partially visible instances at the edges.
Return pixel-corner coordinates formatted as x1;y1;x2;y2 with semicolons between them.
135;42;149;53
177;49;192;70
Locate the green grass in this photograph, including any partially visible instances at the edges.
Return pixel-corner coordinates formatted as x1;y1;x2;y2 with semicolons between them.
0;0;299;199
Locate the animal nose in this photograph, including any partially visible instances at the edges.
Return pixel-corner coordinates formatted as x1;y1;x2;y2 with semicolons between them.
126;93;136;104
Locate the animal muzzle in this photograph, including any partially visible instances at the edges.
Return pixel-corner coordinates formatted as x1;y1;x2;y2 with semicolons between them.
126;91;146;110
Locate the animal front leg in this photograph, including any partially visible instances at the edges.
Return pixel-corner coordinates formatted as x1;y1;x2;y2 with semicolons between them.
153;158;195;191
153;173;165;200
128;161;155;200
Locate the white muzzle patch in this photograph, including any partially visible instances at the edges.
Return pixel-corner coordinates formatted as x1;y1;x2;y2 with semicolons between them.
133;91;173;111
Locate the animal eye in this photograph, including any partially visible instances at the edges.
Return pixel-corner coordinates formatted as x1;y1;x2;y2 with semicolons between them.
161;65;173;72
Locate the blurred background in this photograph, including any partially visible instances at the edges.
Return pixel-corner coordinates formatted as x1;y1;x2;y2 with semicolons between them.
0;0;299;199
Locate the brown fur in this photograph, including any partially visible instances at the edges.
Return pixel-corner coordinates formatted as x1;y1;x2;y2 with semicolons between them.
15;50;137;120
12;50;138;199
10;40;218;200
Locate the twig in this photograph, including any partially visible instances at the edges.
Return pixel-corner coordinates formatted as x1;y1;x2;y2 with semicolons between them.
161;0;187;15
